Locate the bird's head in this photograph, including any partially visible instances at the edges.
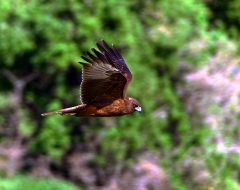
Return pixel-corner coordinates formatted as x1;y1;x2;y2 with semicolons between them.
128;98;142;113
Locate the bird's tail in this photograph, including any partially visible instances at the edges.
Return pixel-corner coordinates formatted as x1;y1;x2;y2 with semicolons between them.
41;105;85;116
41;110;63;116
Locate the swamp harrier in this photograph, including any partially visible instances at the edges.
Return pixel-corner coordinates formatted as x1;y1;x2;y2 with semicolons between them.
41;40;141;117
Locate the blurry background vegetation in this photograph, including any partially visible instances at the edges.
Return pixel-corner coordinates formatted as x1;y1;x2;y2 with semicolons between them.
1;0;240;189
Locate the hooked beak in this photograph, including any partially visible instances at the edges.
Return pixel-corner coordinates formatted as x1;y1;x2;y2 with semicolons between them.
135;106;142;113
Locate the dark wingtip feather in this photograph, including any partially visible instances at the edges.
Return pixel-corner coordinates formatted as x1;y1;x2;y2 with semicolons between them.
86;50;96;60
92;48;106;63
79;62;90;65
80;55;92;64
91;48;100;54
101;39;110;49
112;44;123;59
96;41;104;52
96;40;114;58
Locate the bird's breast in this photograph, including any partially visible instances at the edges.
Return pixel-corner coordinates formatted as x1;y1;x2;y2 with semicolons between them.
73;99;130;117
94;99;129;116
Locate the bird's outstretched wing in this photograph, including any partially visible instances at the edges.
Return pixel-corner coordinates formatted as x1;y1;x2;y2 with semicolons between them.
79;40;132;104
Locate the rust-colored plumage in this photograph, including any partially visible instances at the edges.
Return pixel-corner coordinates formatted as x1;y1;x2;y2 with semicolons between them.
41;40;141;117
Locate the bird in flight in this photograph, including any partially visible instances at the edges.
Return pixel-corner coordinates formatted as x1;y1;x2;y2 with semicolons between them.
41;40;141;117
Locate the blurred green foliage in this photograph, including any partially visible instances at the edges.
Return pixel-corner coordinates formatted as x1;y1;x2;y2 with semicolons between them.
0;175;79;190
1;0;240;189
206;0;240;39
